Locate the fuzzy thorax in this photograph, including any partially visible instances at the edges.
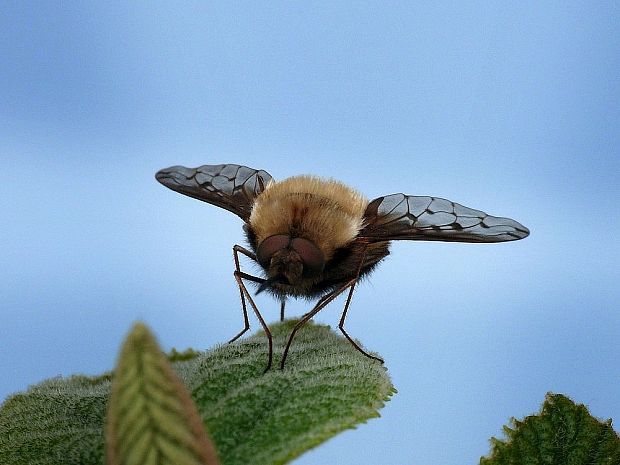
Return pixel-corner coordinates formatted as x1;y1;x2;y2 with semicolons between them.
249;176;368;260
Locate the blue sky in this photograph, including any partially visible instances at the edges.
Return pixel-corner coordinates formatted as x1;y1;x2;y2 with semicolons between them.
1;2;619;464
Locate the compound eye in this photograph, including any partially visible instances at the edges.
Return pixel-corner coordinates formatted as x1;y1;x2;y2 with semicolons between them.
257;235;290;268
291;237;325;277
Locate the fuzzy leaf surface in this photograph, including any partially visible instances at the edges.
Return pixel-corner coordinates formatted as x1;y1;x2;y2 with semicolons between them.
0;320;394;465
480;393;620;465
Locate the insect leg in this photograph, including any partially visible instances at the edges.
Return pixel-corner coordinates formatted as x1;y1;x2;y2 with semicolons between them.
233;244;286;323
280;300;286;321
228;245;265;343
233;244;257;261
338;285;384;363
338;242;384;363
234;271;273;373
280;279;356;370
296;291;332;320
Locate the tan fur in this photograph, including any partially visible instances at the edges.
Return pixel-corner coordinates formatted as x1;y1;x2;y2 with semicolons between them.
249;176;368;260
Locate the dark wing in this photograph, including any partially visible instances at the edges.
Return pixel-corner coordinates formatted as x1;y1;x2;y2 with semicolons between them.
360;194;529;242
155;164;274;221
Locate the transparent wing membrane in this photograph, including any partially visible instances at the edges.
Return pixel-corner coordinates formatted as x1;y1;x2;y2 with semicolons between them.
361;194;529;242
156;164;273;221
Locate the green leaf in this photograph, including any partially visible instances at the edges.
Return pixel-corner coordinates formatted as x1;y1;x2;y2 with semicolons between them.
480;393;620;465
106;323;220;465
0;320;394;465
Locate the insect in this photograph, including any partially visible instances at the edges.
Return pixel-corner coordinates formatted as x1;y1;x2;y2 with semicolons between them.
156;163;529;371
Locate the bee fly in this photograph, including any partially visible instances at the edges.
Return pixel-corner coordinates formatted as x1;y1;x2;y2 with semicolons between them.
156;164;529;371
